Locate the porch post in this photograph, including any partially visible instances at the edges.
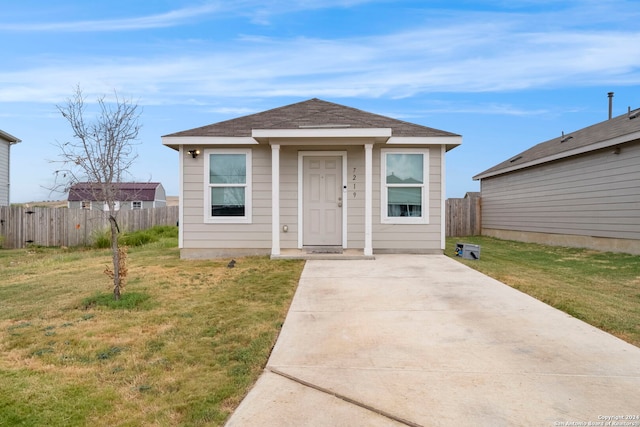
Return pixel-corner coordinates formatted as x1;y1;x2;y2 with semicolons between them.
364;143;373;256
440;145;446;250
271;144;281;256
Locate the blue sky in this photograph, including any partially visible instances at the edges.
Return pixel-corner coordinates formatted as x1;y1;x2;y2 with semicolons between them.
2;0;640;203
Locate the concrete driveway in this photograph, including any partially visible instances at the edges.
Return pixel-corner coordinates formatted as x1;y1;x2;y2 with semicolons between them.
225;255;640;426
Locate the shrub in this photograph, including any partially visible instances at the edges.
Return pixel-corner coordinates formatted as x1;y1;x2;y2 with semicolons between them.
93;231;111;249
93;226;178;249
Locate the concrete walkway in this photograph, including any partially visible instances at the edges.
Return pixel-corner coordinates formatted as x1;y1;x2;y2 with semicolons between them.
225;255;640;426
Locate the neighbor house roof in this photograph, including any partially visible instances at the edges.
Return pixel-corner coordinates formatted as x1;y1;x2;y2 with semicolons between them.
0;129;21;144
474;108;640;180
68;182;162;202
164;98;460;144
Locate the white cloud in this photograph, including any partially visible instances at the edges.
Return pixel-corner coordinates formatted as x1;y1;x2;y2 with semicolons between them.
1;3;639;105
0;3;223;31
0;0;384;32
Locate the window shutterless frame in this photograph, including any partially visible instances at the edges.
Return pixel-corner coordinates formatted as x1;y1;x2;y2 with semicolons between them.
380;148;429;224
204;148;252;224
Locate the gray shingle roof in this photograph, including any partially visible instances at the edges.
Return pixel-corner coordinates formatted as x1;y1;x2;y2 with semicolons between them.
68;182;162;202
474;109;640;180
163;98;459;138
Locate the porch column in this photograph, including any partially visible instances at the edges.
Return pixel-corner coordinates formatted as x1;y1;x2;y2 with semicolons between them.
364;143;373;256
271;144;281;256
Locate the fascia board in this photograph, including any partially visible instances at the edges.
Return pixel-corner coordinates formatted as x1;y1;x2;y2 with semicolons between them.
162;136;258;150
252;128;392;138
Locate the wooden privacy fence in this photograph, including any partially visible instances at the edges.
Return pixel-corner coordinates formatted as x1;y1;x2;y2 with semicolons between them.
0;206;179;249
445;196;481;237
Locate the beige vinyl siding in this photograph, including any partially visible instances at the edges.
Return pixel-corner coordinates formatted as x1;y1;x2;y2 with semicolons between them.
182;145;272;249
481;140;640;240
279;147;299;249
372;145;443;252
346;147;365;248
181;142;446;253
0;140;9;206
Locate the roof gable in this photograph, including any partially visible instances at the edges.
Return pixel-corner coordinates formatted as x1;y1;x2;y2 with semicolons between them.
163;98;459;139
68;182;162;202
474;109;640;180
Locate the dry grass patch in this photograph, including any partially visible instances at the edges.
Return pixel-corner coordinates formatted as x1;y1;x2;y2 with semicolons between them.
0;229;304;426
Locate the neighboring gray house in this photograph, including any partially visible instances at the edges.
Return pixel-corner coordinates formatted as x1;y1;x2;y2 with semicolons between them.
67;182;167;211
474;108;640;255
0;129;21;206
162;98;462;259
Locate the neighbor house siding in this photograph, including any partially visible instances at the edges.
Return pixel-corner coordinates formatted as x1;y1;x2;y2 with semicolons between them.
0;140;9;206
372;145;443;252
481;140;640;240
181;145;272;250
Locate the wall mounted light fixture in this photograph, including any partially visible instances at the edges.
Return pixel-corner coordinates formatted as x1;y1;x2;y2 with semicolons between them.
188;149;200;158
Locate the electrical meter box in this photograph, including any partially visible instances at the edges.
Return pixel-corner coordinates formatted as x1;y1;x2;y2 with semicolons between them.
455;243;480;260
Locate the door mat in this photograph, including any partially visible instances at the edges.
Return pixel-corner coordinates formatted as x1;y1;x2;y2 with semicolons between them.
305;246;344;254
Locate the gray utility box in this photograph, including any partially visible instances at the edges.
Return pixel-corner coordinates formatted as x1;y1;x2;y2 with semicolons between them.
455;243;481;260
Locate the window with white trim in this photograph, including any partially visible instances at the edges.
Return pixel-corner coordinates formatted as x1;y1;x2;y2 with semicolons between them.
81;201;91;210
205;149;252;223
381;149;428;224
131;201;142;210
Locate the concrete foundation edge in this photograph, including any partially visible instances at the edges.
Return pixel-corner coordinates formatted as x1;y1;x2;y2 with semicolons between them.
181;247;443;259
482;228;640;255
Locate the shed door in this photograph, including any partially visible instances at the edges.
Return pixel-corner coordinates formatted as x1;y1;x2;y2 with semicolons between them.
303;156;342;246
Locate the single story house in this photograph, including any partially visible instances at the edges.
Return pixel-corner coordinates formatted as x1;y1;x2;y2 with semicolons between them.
474;108;640;255
162;98;461;259
68;182;167;211
0;129;21;206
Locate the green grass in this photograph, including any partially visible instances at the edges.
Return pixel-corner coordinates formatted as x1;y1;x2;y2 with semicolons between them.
446;236;640;347
93;225;179;248
0;226;305;426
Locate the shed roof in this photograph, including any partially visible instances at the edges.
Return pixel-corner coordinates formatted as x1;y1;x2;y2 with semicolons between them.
474;109;640;180
68;182;162;202
164;98;459;140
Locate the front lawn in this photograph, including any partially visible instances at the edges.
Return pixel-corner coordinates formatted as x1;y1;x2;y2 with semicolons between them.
0;228;304;426
446;236;640;347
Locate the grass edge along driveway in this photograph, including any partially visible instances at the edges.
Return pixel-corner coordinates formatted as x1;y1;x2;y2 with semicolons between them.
446;236;640;348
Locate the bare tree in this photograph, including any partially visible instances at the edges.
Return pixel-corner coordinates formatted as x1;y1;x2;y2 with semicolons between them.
52;85;141;300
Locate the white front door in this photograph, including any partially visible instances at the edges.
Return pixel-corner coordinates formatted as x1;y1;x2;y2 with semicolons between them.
303;156;342;246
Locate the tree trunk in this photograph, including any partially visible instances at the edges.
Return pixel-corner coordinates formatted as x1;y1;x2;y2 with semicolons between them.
109;215;121;301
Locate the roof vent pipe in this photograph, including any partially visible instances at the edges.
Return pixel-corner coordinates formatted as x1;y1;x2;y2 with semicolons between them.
608;92;614;120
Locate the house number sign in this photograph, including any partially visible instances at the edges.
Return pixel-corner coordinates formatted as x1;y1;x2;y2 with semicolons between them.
352;167;357;198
